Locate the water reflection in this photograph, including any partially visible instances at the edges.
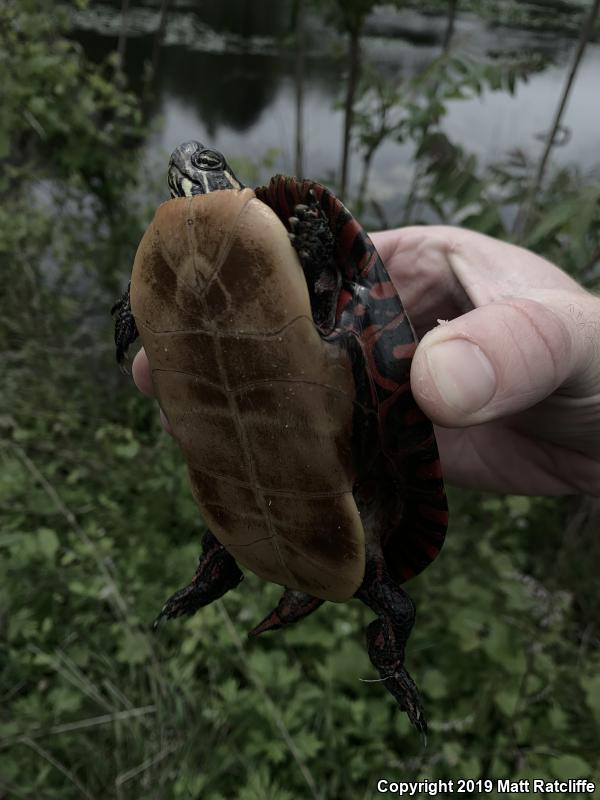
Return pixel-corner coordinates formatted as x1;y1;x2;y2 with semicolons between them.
72;3;600;218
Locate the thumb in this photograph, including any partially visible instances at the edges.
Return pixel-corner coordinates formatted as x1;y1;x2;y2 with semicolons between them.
410;297;578;427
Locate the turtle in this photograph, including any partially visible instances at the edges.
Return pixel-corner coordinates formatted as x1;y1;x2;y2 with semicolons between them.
112;140;448;734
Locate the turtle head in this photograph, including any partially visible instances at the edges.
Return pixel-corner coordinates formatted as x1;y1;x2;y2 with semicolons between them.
168;140;244;198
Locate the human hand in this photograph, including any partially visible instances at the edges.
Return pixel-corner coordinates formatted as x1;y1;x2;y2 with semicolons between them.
370;226;600;496
132;225;600;497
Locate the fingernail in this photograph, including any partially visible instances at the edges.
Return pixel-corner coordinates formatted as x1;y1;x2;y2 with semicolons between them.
426;339;497;414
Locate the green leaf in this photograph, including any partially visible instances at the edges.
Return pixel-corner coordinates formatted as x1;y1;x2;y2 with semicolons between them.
581;673;600;721
320;639;371;689
550;754;591;778
506;496;532;517
524;197;582;249
36;527;59;559
48;686;82;714
495;688;519;716
482;621;512;663
114;437;140;459
421;668;448;699
547;705;568;731
116;630;152;665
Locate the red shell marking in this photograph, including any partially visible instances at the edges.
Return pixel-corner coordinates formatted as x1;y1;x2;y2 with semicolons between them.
255;176;448;583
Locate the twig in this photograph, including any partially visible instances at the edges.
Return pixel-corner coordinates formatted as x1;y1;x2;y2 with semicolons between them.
217;600;322;800
370;197;390;230
513;0;600;239
114;741;179;787
32;645;114;714
0;706;156;749
19;737;97;800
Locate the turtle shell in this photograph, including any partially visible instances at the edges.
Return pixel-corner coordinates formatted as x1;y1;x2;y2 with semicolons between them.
130;178;447;604
130;188;366;602
255;176;448;583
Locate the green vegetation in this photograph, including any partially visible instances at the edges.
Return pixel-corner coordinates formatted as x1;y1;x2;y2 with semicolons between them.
1;1;599;797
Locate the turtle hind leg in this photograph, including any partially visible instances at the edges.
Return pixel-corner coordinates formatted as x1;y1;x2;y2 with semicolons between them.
356;553;427;737
154;531;243;629
248;589;324;637
111;281;139;368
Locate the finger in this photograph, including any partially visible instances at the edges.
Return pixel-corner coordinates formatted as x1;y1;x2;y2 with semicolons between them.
440;226;586;303
370;227;471;336
370;226;587;338
132;348;173;436
411;295;595;427
132;348;155;397
434;423;600;496
369;228;403;265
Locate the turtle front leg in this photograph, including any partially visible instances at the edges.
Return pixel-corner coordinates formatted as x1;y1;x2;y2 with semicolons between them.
356;552;427;736
111;281;139;367
154;531;243;628
288;190;340;333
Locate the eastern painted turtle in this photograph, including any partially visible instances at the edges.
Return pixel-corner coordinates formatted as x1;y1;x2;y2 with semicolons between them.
112;140;448;733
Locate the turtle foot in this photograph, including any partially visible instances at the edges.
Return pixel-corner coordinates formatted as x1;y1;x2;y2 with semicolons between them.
356;552;428;736
248;588;324;637
364;617;428;737
111;281;139;369
153;531;243;630
287;190;339;334
381;662;428;738
288;192;333;278
154;583;201;628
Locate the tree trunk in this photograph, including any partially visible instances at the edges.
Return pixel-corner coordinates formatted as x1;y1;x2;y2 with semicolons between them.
442;0;458;53
294;0;305;178
151;0;171;78
356;147;375;216
339;25;361;202
117;0;130;69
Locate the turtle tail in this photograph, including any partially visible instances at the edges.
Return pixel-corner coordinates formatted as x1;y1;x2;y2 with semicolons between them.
248;589;324;637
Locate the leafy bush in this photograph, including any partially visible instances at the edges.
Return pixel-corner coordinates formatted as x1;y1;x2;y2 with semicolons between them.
2;398;599;797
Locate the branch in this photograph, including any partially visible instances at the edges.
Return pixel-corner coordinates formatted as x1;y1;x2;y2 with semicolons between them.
514;0;600;239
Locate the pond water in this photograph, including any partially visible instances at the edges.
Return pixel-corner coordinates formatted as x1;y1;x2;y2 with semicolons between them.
72;1;600;222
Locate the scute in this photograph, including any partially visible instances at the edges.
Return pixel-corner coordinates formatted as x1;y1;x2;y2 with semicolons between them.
130;189;366;602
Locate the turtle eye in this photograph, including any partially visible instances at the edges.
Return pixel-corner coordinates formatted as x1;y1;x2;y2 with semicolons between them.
195;149;224;170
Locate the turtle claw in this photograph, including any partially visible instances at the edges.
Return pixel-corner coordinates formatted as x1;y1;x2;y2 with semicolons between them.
152;583;202;630
153;531;243;631
388;668;428;738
